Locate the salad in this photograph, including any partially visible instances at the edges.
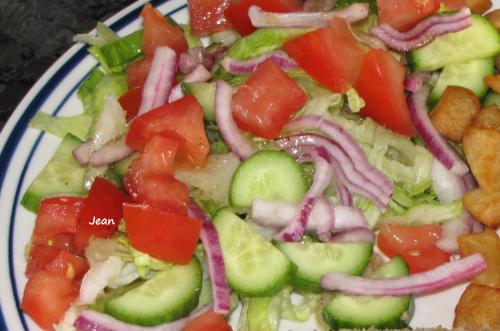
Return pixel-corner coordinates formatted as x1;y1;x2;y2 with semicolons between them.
19;0;500;330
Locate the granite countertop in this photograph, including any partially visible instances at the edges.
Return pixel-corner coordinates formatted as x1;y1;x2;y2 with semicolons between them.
0;0;136;131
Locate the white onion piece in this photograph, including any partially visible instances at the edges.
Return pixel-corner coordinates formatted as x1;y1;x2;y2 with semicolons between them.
221;51;298;74
407;86;469;175
252;198;297;227
333;206;370;230
138;46;177;116
214;80;256;160
431;159;466;204
89;136;132;167
310;196;335;241
436;213;472;253
328;227;375;243
78;256;123;305
249;3;369;28
169;64;212;103
275;196;316;241
74;305;212;331
321;253;487;296
188;202;231;314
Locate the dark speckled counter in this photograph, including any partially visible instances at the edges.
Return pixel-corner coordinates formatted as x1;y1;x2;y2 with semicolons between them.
0;0;136;130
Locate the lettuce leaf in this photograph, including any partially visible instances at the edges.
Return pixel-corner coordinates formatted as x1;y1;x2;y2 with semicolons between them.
380;199;463;226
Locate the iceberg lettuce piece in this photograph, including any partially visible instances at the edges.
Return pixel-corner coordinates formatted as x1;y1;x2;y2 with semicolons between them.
380;199;463;226
29;112;93;141
74;22;119;47
345;88;365;113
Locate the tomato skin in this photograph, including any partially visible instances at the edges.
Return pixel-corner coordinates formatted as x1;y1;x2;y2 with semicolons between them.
355;49;416;137
127;58;152;90
45;250;89;281
141;3;188;56
73;177;131;253
182;310;233;331
232;60;308;139
283;18;364;93
26;245;61;278
126;95;209;167
377;223;451;273
123;204;202;264
119;86;142;121
188;0;233;36
377;0;440;32
32;197;85;246
21;270;79;331
225;0;303;36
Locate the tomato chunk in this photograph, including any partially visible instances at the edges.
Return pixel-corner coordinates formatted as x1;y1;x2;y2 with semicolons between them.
26;245;61;278
126;95;209;167
141;3;188;56
127;58;152;90
119;85;143;121
225;0;302;36
182;310;233;331
355;49;416;137
32;197;85;246
377;0;440;32
232;60;308;139
377;223;451;273
74;177;131;253
21;270;79;331
45;250;89;281
283;18;363;93
188;0;233;36
123;204;202;264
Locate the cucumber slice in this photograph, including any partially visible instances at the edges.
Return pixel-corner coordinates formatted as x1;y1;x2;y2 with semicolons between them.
483;91;500;107
323;256;411;330
275;241;373;292
428;57;494;107
229;150;307;209
183;82;216;122
109;152;139;181
409;14;500;72
21;135;87;213
213;208;293;296
105;257;202;326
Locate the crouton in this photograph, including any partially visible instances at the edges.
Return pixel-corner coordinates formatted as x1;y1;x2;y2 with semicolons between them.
458;231;500;288
463;126;500;192
486;9;500;30
430;86;480;142
475;104;500;131
453;283;500;330
463;189;500;228
465;0;493;14
484;75;500;94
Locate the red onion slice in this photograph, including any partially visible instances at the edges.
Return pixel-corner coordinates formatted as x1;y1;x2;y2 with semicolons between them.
169;64;212;103
89;136;132;167
74;305;212;331
311;196;336;241
215;80;256;160
73;140;93;165
371;17;471;52
275;196;316;242
408;86;469;176
321;253;486;296
138;46;177;116
221;51;298;74
248;3;369;29
188;202;231;314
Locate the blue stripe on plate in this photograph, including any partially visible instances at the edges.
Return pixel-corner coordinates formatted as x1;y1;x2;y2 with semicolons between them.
1;1;187;329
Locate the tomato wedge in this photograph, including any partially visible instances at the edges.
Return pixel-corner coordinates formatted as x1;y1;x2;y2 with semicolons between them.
377;0;440;32
21;270;79;331
182;310;233;331
355;49;416;137
188;0;233;36
32;197;85;246
225;0;303;36
123;204;202;264
119;85;143;121
126;95;209;167
45;250;89;281
232;59;308;139
283;17;363;93
141;3;188;56
73;177;131;253
377;223;451;273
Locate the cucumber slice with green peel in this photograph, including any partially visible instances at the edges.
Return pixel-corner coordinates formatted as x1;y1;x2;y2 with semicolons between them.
428;57;494;107
183;82;216;122
275;242;373;292
323;256;412;330
105;257;202;326
109;152;139;181
409;14;500;72
483;91;500;107
21;135;87;213
229;150;307;209
213;208;293;296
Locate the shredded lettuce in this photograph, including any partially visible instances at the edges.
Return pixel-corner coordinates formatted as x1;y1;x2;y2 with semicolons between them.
345;88;365;113
29;112;92;141
73;22;119;47
380;199;463;226
180;24;202;49
280;289;318;322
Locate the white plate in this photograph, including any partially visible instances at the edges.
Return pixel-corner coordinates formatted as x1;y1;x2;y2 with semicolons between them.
0;1;496;330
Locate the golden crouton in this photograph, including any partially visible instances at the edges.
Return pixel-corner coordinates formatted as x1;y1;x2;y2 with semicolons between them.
430;86;480;142
465;0;493;14
453;283;500;330
463;189;500;228
458;231;500;288
484;75;500;94
486;9;500;30
463;126;500;192
475;104;500;131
